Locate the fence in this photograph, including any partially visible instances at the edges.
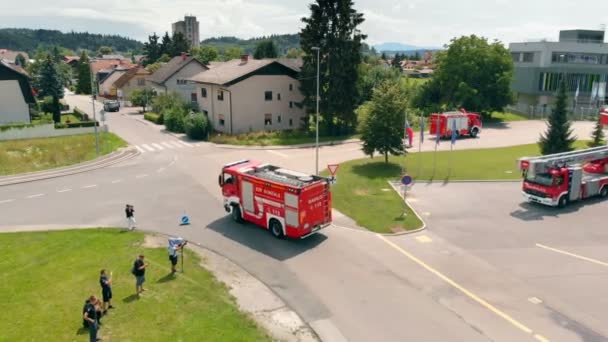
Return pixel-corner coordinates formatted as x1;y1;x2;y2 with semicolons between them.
0;123;108;141
507;104;602;121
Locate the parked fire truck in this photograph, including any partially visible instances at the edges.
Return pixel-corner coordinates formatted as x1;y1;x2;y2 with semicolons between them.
219;160;332;239
601;106;608;125
429;109;483;139
518;146;608;207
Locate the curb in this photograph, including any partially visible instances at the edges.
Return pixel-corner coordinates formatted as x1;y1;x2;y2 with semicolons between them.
383;181;427;236
413;179;521;184
211;139;361;150
0;147;139;187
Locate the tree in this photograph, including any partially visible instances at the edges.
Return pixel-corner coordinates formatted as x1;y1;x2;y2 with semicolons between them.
415;35;514;116
191;46;219;64
381;52;387;60
253;40;278;59
158;54;171;63
130;88;157;112
51;46;63;63
223;47;244;60
143;33;161;65
359;80;406;163
146;62;162;73
171;32;191;56
356;63;401;105
15;53;27;67
38;55;65;123
76;51;92;94
97;46;113;57
160;32;173;56
588;116;606;147
538;80;576;155
300;0;366;134
285;48;304;59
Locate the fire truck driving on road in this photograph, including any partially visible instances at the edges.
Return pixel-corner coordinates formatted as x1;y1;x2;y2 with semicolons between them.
429;109;483;139
219;160;332;239
518;146;608;207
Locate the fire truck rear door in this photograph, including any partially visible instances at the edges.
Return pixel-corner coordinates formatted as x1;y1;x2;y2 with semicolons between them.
241;181;255;213
569;167;582;201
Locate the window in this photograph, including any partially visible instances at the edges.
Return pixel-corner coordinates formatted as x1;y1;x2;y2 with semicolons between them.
137;78;145;86
277;115;282;123
264;114;272;126
223;172;234;185
218;90;224;101
289;118;293;127
522;52;533;62
191;93;197;103
511;52;520;62
265;91;273;101
177;79;188;85
201;88;207;98
289;84;293;91
203;110;208;116
218;114;225;126
277;93;281;101
289;101;293;108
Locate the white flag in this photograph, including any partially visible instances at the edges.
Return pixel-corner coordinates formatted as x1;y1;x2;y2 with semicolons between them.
591;82;599;100
575;83;579;100
599;82;606;100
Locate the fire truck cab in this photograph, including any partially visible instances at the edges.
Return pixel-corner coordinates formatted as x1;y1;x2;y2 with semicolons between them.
429;109;483;139
219;160;332;239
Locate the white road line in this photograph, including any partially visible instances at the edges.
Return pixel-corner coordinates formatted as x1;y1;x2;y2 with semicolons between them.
536;243;608;267
170;141;183;148
0;199;15;204
142;144;155;152
377;234;550;341
168;157;177;167
135;145;145;153
161;142;175;149
177;140;193;147
26;193;45;199
57;188;72;193
111;179;123;184
82;184;98;189
267;150;289;158
151;143;165;150
135;174;148;179
157;167;166;173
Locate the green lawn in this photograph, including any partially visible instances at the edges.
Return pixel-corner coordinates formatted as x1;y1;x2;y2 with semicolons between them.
61;114;81;123
326;141;589;233
486;111;530;123
0;133;127;176
210;130;358;146
0;229;270;342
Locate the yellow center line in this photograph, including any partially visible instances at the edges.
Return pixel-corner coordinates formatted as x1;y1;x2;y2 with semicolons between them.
376;234;549;341
536;243;608;267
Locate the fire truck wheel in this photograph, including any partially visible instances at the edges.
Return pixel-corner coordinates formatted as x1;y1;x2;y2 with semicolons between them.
231;205;243;223
600;186;608;198
470;128;479;138
269;219;284;239
558;195;568;208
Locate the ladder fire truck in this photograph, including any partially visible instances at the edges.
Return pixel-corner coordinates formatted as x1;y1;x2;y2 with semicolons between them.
219;160;332;239
518;146;608;207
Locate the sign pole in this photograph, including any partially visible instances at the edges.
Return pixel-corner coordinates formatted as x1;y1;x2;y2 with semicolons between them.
418;112;423;178
181;246;184;273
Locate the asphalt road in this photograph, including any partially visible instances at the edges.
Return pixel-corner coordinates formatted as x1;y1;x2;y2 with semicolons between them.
1;94;605;342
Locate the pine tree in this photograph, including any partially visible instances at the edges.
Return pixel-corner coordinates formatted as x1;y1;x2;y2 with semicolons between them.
143;33;161;65
253;40;278;59
588;116;606;147
76;51;91;95
38;55;65;123
171;32;191;57
538;80;576;154
300;0;366;135
160;32;172;56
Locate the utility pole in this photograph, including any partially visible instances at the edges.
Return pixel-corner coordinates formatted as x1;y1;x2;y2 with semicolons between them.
89;67;100;156
312;46;321;176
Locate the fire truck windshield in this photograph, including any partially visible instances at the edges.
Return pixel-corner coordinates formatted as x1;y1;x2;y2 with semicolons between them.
525;172;554;186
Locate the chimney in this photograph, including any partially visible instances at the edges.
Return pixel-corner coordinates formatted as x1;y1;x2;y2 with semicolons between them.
181;52;188;61
240;54;249;63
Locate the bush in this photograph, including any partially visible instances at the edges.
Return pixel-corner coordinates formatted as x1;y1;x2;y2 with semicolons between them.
40;96;55;113
0;122;39;132
144;112;162;124
184;113;210;140
55;121;99;129
152;93;184;115
73;108;90;121
164;107;187;133
38;113;54;124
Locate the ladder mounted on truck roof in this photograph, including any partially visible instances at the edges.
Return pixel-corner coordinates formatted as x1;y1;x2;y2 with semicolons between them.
247;164;323;188
519;146;608;176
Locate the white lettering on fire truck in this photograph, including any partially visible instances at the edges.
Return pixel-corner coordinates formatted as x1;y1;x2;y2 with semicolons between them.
308;195;324;205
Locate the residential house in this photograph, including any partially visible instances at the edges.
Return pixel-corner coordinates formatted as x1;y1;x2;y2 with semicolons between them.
189;55;305;134
63;55;80;68
0;49;29;65
114;66;151;102
90;59;135;92
98;66;129;97
147;54;207;103
0;60;35;124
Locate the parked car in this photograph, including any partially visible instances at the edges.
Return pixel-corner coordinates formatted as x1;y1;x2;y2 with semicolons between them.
103;100;120;112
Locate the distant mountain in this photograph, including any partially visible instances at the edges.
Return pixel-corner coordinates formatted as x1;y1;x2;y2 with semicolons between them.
201;34;300;55
374;42;440;52
0;28;143;54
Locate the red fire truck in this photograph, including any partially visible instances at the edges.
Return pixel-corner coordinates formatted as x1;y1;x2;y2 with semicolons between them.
601;106;608;126
429;109;483;138
518;146;608;207
219;160;332;239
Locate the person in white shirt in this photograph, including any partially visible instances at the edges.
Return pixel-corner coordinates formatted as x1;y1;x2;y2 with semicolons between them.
168;237;187;274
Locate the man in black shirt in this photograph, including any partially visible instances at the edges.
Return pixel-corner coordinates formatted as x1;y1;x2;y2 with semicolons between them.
99;269;114;313
125;204;136;230
83;295;100;342
133;254;149;295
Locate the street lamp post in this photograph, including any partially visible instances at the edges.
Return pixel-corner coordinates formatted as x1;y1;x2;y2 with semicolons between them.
89;68;100;157
312;46;320;176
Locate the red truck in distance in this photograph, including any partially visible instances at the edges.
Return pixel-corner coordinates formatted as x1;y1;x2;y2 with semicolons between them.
518;146;608;207
219;160;332;239
429;109;483;139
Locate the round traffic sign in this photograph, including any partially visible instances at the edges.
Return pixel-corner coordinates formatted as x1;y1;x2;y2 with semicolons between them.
181;216;190;225
401;175;413;185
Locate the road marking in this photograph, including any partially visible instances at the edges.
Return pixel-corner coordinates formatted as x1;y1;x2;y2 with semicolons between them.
136;174;148;179
142;144;155;152
170;141;183;148
157;167;166;173
161;142;175;149
168;157;177;167
376;234;548;340
111;179;123;184
151;143;165;150
82;184;97;189
415;235;432;243
536;243;608;267
528;297;543;305
177;140;193;148
423;212;431;216
57;188;72;193
0;199;15;204
135;145;145;153
267;150;289;158
26;193;45;199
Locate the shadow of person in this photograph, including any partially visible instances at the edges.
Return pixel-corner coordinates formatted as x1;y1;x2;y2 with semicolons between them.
122;294;139;303
156;273;177;284
75;327;88;335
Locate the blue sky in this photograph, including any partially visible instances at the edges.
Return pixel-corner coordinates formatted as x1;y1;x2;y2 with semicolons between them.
1;0;607;46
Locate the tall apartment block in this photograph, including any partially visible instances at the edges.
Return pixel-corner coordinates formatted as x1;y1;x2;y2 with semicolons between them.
172;15;200;48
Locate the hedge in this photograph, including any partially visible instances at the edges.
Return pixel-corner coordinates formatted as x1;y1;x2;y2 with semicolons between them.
0;122;41;132
55;121;100;129
144;112;162;124
73;108;91;121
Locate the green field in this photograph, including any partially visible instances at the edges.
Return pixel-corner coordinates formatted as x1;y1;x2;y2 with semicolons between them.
326;141;588;233
0;133;126;176
0;229;270;342
486;111;530;123
61;114;81;123
210;130;358;146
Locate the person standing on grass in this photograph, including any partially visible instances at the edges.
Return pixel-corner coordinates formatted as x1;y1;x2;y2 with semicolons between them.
133;254;149;295
126;204;136;230
83;295;101;342
168;237;187;275
99;269;114;314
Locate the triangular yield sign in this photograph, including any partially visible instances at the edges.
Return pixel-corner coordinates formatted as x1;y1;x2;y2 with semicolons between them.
327;164;339;176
